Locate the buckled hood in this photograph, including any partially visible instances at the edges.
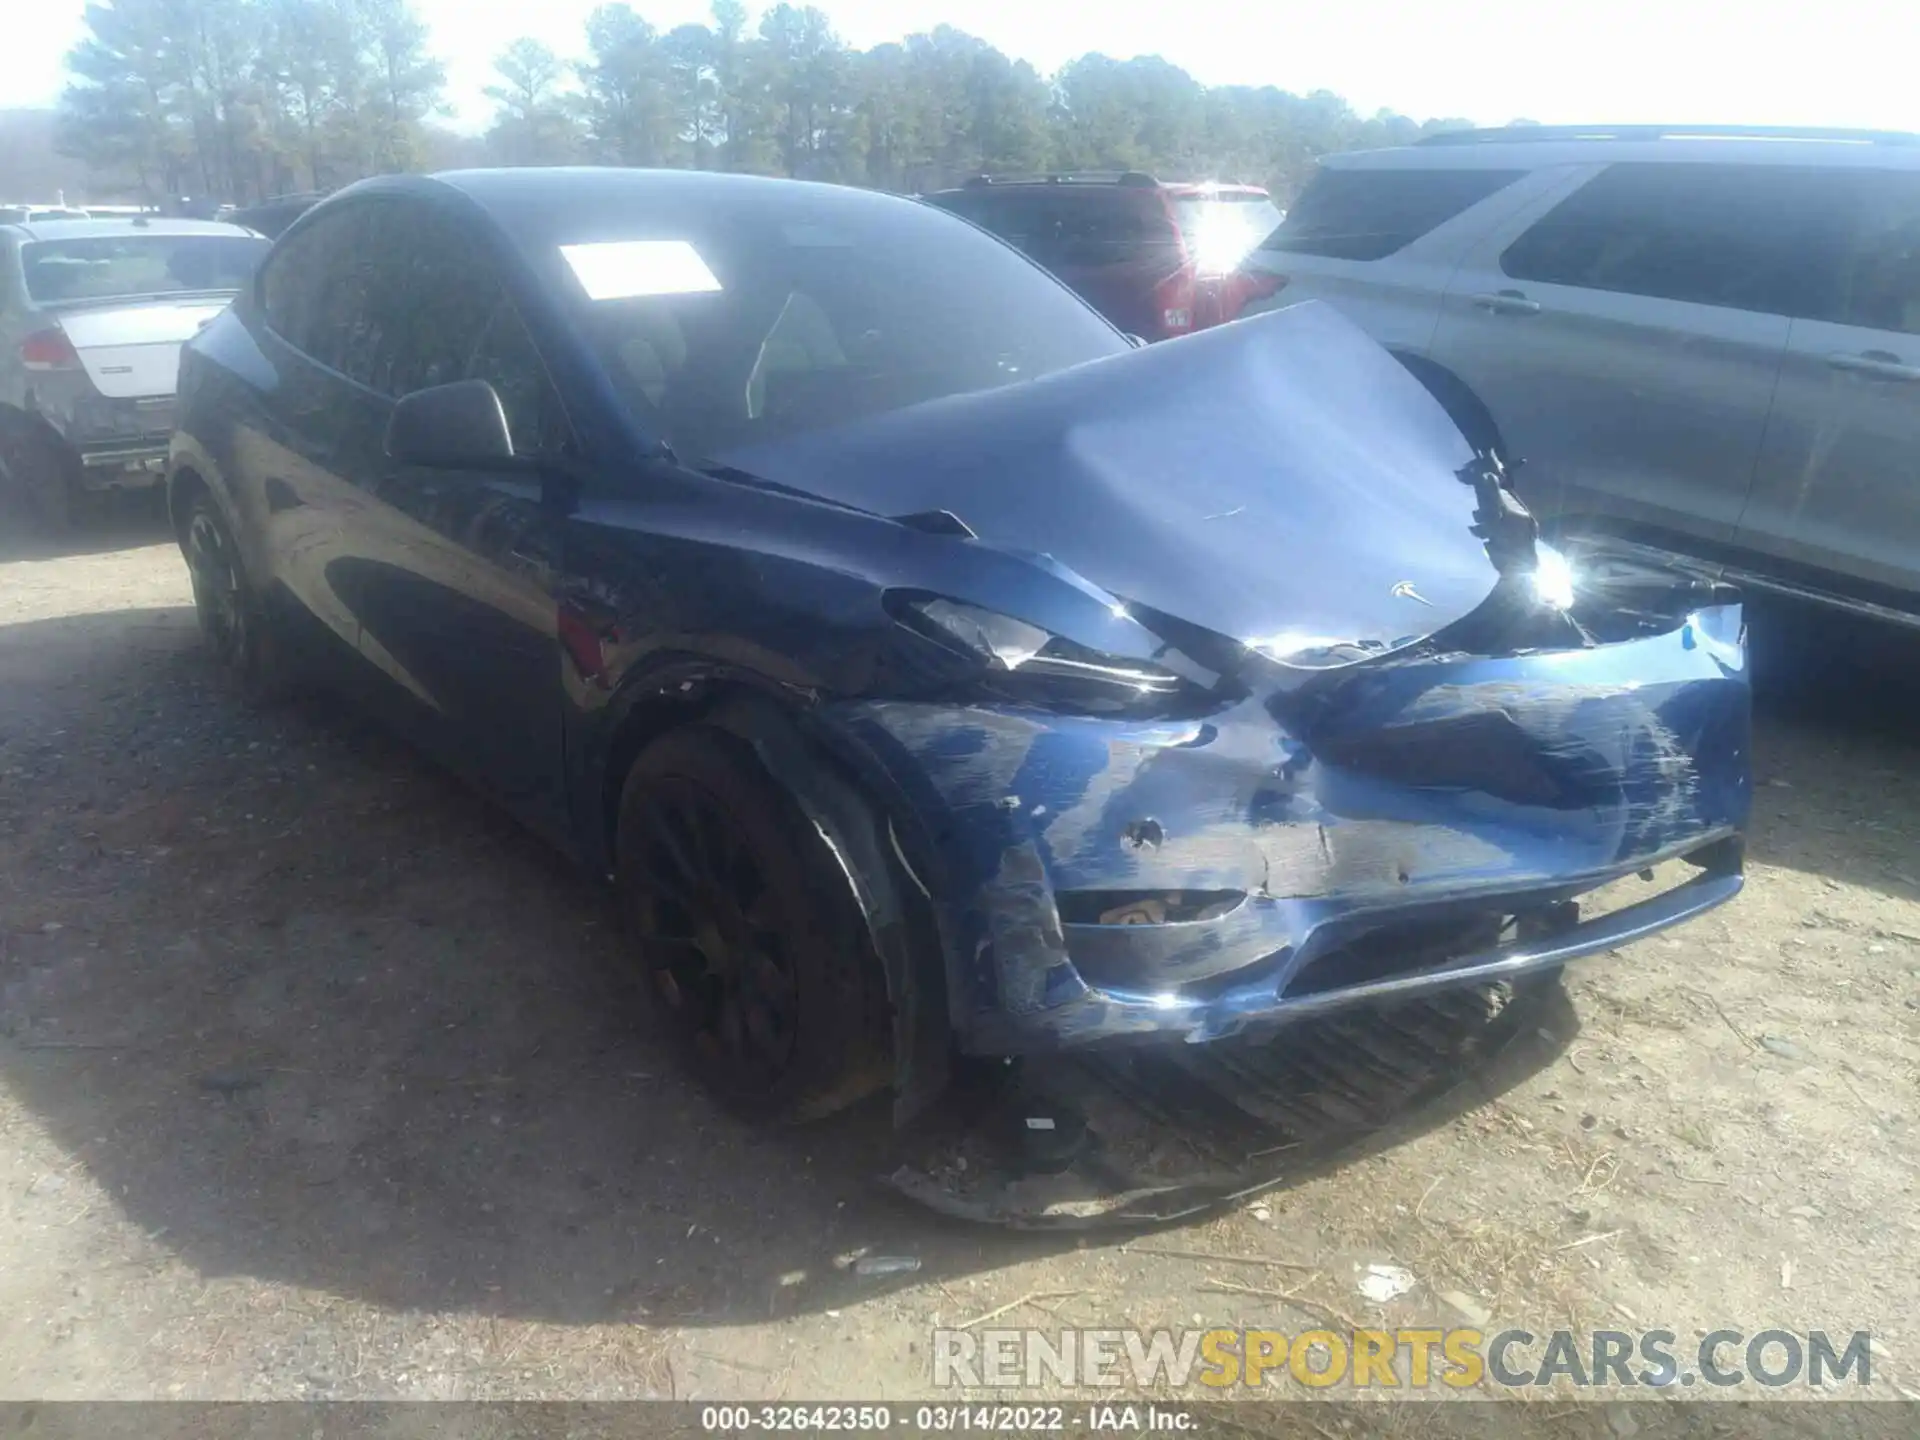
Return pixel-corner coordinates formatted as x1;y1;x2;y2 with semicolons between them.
719;301;1504;661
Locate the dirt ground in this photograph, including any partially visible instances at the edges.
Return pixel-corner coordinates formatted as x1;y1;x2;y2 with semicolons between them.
0;502;1915;1432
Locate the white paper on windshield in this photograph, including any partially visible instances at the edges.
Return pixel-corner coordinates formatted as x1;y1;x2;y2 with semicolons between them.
560;240;722;300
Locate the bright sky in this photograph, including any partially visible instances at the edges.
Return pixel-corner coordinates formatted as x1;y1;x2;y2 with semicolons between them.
8;0;1916;137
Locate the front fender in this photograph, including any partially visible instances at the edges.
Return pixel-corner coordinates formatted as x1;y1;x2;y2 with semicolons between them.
577;668;955;1125
707;694;955;1126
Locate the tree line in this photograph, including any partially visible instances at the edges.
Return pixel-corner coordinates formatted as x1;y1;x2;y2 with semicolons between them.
58;0;1486;207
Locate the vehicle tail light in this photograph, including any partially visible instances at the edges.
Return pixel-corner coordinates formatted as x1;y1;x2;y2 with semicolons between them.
20;328;81;371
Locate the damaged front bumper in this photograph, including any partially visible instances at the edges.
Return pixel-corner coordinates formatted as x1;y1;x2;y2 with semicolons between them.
829;604;1750;1055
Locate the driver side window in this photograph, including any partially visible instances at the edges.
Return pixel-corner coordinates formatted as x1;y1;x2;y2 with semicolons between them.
352;202;572;456
465;299;573;456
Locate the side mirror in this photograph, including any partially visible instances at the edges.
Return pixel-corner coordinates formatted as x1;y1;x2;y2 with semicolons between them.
385;380;516;470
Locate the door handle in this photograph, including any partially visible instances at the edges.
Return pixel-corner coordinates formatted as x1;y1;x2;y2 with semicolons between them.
1826;350;1920;382
1471;289;1541;316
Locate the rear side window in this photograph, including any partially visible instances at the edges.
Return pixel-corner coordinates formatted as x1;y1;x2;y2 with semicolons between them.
1826;170;1920;335
259;206;372;361
1262;167;1523;261
1501;162;1847;316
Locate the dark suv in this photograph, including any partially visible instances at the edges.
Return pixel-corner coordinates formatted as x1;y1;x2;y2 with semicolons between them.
925;173;1283;341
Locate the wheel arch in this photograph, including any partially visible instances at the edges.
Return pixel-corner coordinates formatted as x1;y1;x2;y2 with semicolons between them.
595;667;954;1124
165;461;213;543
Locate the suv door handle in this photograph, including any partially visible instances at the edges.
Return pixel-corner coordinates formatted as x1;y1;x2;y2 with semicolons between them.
1826;350;1920;382
1471;289;1541;316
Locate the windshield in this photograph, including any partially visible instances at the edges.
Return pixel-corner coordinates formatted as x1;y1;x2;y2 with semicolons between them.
21;233;270;304
1170;195;1284;272
568;192;1128;461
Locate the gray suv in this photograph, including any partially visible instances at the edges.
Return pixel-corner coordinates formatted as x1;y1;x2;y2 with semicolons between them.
1240;124;1920;623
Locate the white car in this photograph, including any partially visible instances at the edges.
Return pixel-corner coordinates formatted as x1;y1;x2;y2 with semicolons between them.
0;204;92;224
0;216;269;528
1236;123;1920;624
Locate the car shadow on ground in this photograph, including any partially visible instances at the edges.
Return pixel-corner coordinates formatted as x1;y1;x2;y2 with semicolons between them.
0;491;173;563
0;605;1581;1331
1744;597;1920;902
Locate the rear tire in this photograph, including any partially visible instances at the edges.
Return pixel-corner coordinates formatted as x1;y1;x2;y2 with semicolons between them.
0;426;77;534
180;489;294;703
614;725;892;1122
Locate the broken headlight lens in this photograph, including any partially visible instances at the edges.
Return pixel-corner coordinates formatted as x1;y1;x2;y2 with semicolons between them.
903;597;1191;711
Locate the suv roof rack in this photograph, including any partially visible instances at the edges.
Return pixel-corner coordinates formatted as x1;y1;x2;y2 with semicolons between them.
962;171;1160;188
1416;124;1920;147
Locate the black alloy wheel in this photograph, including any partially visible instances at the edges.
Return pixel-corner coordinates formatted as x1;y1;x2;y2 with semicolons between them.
615;726;891;1121
185;503;246;664
182;492;291;700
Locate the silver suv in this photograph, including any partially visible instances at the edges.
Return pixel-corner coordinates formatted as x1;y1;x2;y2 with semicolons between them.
1240;124;1920;622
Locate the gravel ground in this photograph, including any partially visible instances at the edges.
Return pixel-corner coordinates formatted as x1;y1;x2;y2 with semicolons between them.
0;502;1915;1434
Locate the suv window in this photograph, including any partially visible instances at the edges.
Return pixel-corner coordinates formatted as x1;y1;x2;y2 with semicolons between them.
933;188;1178;269
1501;162;1845;316
1169;194;1284;270
1829;170;1920;335
1261;167;1523;261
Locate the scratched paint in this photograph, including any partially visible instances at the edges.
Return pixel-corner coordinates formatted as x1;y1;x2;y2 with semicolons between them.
827;602;1750;1053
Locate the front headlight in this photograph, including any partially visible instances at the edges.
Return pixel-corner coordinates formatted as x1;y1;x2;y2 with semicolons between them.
899;597;1199;713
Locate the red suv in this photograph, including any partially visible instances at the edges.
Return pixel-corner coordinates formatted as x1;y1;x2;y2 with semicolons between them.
924;172;1285;341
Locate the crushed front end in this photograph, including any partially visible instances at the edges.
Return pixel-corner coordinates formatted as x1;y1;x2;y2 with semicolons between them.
730;304;1753;1058
828;587;1748;1057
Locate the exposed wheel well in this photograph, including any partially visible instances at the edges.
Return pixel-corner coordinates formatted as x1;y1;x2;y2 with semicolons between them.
598;676;953;1122
600;682;736;865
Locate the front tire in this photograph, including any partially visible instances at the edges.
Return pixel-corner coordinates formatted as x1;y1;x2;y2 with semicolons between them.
180;489;293;702
614;725;892;1122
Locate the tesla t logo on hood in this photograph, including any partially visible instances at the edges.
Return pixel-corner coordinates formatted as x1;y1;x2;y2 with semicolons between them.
1390;581;1435;606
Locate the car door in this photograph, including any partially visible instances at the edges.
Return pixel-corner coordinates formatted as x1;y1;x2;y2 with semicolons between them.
1427;161;1833;550
240;201;393;681
1240;161;1540;353
336;205;572;838
1738;167;1920;600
